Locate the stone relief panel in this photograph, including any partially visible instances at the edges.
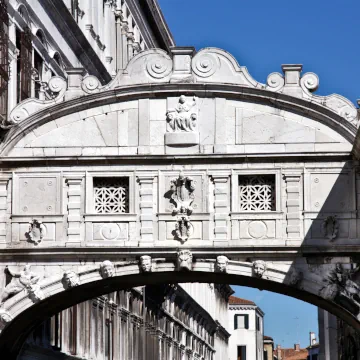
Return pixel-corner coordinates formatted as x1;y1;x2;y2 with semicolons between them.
239;220;276;240
308;172;352;213
16;176;60;215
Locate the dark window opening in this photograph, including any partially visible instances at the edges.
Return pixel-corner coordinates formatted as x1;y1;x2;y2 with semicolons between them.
237;345;246;360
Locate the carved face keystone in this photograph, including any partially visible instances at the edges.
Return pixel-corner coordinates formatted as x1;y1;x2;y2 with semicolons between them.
215;256;229;273
140;256;152;272
100;261;115;279
177;250;193;271
253;261;266;278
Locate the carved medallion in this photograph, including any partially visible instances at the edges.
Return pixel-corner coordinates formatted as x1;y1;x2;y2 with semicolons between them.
26;220;46;244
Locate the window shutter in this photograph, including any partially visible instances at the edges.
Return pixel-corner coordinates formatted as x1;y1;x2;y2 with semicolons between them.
245;314;249;329
19;27;32;101
0;0;9;121
234;314;238;329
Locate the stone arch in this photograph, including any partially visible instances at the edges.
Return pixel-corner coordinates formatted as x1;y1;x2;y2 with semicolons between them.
0;258;359;359
16;4;30;25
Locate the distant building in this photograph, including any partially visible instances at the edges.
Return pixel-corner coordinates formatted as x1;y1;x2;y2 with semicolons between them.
274;344;308;360
264;335;274;360
228;295;265;360
307;332;319;360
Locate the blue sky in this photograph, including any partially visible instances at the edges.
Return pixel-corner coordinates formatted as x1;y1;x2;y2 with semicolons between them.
158;0;360;349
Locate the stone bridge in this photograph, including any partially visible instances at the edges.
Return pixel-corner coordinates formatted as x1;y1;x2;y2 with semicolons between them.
0;47;360;359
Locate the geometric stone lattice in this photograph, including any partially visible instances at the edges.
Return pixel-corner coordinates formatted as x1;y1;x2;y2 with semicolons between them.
239;175;276;211
94;177;129;214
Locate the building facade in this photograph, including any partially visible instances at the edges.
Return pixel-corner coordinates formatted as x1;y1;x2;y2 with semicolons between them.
228;296;265;360
1;0;174;125
264;336;274;360
19;283;231;360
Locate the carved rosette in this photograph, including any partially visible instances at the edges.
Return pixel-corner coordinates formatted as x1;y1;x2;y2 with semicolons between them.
192;52;219;78
170;171;196;242
26;220;46;244
321;216;339;241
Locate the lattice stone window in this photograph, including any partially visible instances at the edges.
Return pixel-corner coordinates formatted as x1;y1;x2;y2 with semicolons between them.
238;175;276;211
94;177;129;214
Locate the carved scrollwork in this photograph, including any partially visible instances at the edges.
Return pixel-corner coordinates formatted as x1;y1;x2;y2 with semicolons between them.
192;52;219;78
81;75;102;94
266;72;285;92
300;72;319;93
146;54;172;79
7;76;67;128
321;216;339;241
177;250;193;271
26;220;46;244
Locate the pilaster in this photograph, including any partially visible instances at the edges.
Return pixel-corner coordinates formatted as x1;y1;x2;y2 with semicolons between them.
212;175;229;242
137;175;155;243
66;176;83;244
0;176;10;244
284;174;302;239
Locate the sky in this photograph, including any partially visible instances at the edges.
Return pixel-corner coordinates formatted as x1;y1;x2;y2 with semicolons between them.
158;0;360;349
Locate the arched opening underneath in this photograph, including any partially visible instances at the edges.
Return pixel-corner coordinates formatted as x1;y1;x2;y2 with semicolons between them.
1;269;359;360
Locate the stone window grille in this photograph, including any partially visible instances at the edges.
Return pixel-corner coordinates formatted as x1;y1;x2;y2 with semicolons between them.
238;175;276;211
94;177;129;214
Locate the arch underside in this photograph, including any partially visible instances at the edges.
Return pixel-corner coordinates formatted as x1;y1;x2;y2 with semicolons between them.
0;257;359;359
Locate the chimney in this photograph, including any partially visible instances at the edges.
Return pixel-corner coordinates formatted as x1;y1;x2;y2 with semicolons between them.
277;344;282;360
310;332;316;346
294;343;300;351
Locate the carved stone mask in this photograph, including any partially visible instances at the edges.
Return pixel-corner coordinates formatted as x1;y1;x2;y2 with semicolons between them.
177;250;193;271
62;271;80;289
140;255;152;272
215;256;229;273
27;283;44;303
253;260;266;278
100;261;115;279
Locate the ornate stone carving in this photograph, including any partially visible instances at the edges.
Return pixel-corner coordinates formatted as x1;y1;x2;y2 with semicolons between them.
0;265;40;303
177;250;193;271
165;95;199;146
253;260;267;278
321;216;339;241
166;96;197;133
192;52;219;78
26;220;46;244
170;171;196;242
140;255;152;273
62;270;80;290
0;309;13;331
26;283;45;303
215;256;229;273
7;76;67;127
146;53;172;79
286;268;303;288
266;72;285;92
319;264;360;318
100;261;115;279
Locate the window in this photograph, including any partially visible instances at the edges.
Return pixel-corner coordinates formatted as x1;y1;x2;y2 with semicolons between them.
0;0;9;122
239;175;275;211
94;177;129;214
234;314;249;329
237;346;246;360
256;316;261;331
33;50;43;99
16;27;32;102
